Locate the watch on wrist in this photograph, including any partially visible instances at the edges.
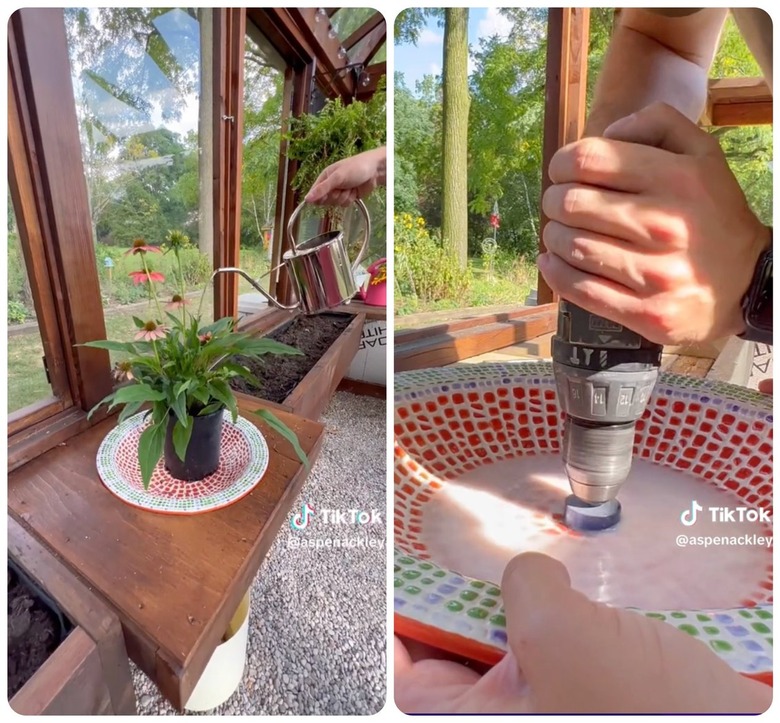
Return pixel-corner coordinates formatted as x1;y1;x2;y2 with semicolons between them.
739;237;772;346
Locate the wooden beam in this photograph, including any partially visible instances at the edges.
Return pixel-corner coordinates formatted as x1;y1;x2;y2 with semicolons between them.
275;61;316;306
538;8;590;305
703;77;772;126
343;13;384;50
395;305;558;371
349;21;386;66
212;10;246;320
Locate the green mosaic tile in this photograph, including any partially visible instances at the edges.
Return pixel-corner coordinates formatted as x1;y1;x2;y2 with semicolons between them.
739;610;753;619
470;581;485;589
467;607;488;619
751;622;771;634
704;626;720;635
490;614;506;627
486;587;500;596
755;609;772;620
402;570;421;580
696;614;711;622
678;624;699;636
398;557;414;565
433;570;446;578
405;585;421;595
420;577;435;585
480;598;497;608
670;612;685;619
394;578;403;588
460;590;478;601
419;562;433;570
394;565;401;573
447;601;464;612
710;640;733;652
646;613;666;620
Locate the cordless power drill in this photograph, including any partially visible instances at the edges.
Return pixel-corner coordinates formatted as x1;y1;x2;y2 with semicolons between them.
552;301;662;530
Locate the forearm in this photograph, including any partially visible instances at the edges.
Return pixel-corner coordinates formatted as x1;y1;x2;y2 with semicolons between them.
584;9;728;136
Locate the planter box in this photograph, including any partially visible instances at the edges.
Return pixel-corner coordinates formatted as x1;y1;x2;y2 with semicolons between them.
8;517;136;715
236;308;366;420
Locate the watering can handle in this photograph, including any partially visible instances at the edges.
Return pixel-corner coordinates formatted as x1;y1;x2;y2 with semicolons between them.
286;199;371;273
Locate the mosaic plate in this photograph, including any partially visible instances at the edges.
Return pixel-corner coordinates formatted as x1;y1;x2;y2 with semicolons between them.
394;362;773;683
97;411;269;514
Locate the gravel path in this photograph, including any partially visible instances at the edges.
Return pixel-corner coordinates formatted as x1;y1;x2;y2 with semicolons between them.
132;392;387;715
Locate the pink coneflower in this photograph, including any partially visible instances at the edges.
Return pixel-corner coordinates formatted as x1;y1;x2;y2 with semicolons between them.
112;360;134;382
198;331;213;345
129;270;166;285
125;238;162;256
166;294;190;310
134;320;169;341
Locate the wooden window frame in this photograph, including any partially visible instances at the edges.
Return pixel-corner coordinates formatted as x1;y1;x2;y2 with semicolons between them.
7;8;114;469
217;9;320;316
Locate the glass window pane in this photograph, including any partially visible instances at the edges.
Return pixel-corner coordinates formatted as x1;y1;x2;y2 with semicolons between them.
238;31;286;311
64;7;214;361
370;43;386;65
330;8;377;44
7;189;55;413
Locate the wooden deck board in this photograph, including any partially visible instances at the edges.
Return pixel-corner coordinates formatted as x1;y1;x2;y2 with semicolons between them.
8;399;324;709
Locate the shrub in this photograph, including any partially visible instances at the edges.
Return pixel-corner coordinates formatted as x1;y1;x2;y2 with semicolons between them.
394;213;471;304
8;300;28;324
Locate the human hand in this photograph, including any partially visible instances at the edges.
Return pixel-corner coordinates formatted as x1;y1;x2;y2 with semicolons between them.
395;552;771;714
305;146;386;207
539;102;771;345
758;379;773;394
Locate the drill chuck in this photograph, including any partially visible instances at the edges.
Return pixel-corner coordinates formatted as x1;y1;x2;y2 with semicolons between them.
552;302;662;505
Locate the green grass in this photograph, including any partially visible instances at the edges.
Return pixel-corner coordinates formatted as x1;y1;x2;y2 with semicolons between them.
8;295;215;414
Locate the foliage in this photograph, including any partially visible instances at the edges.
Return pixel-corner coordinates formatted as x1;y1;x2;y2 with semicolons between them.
394;213;471;305
395;8;772;301
84;234;308;490
285;78;387;197
8;300;29;325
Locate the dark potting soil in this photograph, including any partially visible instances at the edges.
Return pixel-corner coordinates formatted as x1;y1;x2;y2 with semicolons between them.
230;312;352;403
8;567;63;697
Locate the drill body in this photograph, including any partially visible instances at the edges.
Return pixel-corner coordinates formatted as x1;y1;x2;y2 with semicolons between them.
552;301;662;504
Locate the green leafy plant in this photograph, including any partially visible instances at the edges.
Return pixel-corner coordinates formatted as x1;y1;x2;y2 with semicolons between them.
84;230;309;490
8;299;28;324
285;78;387;198
394;212;471;304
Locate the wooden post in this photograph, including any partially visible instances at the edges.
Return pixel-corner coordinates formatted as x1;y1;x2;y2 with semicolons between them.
538;8;590;305
213;9;246;320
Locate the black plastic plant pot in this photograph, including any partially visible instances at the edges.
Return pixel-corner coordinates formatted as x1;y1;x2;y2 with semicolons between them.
164;407;224;481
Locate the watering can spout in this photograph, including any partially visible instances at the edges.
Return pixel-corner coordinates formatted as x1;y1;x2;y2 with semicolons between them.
210;268;298;311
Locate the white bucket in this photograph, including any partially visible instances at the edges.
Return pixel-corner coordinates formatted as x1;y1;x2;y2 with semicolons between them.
185;591;251;712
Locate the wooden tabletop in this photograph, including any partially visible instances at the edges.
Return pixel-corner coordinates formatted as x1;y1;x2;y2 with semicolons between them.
8;397;325;710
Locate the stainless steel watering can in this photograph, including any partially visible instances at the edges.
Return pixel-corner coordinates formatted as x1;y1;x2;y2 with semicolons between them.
213;199;371;315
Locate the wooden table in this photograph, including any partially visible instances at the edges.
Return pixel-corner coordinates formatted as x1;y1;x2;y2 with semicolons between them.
8;397;325;710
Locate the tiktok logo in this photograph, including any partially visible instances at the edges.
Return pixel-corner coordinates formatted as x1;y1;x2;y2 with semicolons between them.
680;500;703;527
291;503;316;531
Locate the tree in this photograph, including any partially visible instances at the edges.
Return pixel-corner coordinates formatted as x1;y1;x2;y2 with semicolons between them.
441;8;470;268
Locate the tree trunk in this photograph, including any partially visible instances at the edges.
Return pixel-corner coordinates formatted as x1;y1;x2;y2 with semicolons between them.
198;8;214;259
441;8;470;270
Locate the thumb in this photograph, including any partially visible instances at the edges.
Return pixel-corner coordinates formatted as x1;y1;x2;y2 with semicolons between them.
501;552;770;713
305;167;346;203
603;102;717;156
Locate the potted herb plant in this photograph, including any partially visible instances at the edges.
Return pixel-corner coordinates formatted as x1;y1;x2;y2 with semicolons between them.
85;231;307;490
